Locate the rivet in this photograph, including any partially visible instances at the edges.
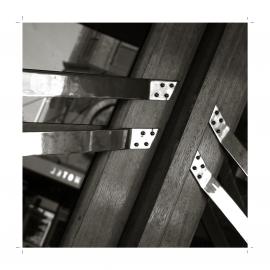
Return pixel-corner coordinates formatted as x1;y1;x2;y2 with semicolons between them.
211;120;216;125
141;131;146;136
192;166;197;170
160;83;165;87
196;155;200;160
215;110;219;115
164;93;169;98
144;142;149;146
134;143;139;147
201;164;205;168
197;174;202;179
219;118;223;123
154;92;159;97
216;129;221;133
169;83;174;88
150;131;155;136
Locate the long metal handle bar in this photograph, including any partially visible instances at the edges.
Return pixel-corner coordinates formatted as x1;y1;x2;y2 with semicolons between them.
23;127;158;156
23;69;178;101
190;151;248;243
209;105;248;176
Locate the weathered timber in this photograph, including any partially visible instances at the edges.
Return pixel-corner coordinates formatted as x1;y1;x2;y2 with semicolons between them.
61;24;206;246
119;23;226;247
138;23;247;247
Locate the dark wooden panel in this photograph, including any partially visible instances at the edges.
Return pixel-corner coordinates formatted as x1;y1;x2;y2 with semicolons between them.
61;23;206;247
119;23;226;247
138;24;247;247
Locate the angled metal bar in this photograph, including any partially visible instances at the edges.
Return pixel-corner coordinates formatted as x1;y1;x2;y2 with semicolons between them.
209;105;248;176
202;204;230;247
190;151;248;243
219;156;247;213
23;122;104;132
23;69;178;101
22;128;158;156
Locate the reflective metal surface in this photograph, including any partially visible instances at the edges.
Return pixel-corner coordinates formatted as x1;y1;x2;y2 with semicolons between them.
129;129;158;149
23;128;158;156
190;151;248;243
23;69;177;101
209;105;248;176
149;81;177;100
222;132;248;176
23;122;104;132
209;105;230;141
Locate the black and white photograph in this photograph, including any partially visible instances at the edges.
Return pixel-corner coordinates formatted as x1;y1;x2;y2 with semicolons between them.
1;1;270;268
22;22;247;248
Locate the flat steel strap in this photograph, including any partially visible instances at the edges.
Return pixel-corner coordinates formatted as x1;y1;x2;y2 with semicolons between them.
209;105;248;176
23;122;105;132
190;151;248;243
22;128;158;156
23;69;178;101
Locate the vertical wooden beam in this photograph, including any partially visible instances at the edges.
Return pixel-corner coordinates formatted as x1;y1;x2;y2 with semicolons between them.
61;24;206;247
119;23;226;246
138;24;247;247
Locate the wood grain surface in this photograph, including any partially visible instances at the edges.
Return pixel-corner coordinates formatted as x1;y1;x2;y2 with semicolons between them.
138;23;247;247
61;24;206;246
119;24;226;247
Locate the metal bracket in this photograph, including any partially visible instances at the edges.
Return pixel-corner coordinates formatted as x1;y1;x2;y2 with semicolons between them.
129;129;158;149
209;105;248;176
149;81;177;100
23;69;177;101
22;126;158;156
190;151;248;243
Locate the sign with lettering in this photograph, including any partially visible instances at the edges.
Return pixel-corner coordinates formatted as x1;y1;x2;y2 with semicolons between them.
49;167;82;186
23;156;84;188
